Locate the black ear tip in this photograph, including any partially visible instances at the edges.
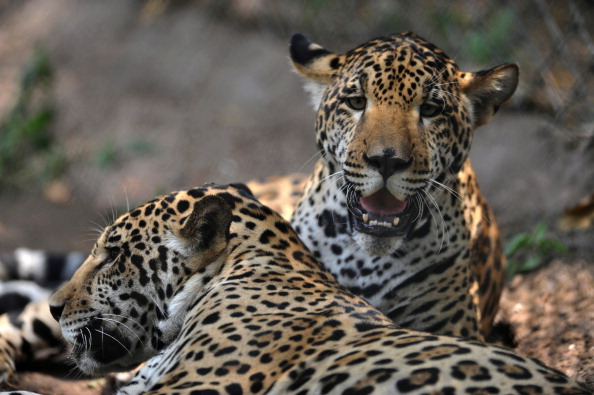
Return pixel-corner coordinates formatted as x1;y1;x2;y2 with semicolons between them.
290;33;331;65
290;33;311;63
290;33;309;47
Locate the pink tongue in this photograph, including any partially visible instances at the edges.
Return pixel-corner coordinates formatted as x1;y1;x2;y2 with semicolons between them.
360;189;407;215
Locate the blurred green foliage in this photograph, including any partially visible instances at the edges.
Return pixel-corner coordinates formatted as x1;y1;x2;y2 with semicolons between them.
95;140;119;169
466;8;515;64
504;221;568;280
434;6;516;64
0;46;66;190
94;137;154;169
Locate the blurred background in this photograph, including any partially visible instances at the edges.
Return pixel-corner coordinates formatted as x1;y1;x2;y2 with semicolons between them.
0;0;593;389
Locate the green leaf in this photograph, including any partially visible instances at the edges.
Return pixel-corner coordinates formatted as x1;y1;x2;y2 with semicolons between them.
516;254;543;273
504;221;568;281
539;239;569;254
531;221;548;243
504;233;532;257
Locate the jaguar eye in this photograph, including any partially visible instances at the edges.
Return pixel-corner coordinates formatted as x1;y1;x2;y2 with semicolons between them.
345;96;367;111
420;102;442;118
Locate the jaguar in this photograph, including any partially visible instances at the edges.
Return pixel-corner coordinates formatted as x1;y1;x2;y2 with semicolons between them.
0;175;306;383
288;32;518;339
1;184;590;394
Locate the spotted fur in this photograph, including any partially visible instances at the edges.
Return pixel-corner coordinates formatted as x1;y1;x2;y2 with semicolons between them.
2;184;591;395
289;33;518;340
0;32;518;381
0;251;84;382
0;174;306;382
246;173;307;220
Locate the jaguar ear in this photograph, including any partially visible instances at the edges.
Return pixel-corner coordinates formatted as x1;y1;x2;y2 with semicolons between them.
178;195;232;258
290;33;345;107
290;33;344;83
462;63;519;128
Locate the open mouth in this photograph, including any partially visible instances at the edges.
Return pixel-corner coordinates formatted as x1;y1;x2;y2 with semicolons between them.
349;188;419;237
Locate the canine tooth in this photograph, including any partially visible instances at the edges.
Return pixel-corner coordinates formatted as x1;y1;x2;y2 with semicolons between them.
393;217;400;226
363;213;369;223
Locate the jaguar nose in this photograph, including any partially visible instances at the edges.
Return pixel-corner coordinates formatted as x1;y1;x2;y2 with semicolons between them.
363;149;412;179
49;303;65;322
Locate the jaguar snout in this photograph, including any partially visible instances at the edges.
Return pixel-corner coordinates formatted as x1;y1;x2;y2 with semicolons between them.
363;148;412;180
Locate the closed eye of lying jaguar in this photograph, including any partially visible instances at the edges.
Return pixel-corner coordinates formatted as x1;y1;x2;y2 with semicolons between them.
3;183;591;395
288;32;519;340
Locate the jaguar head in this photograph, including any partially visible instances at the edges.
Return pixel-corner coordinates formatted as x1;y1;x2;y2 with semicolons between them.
48;189;233;375
290;32;518;254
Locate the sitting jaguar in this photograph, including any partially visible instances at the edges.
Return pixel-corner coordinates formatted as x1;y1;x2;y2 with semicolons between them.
1;184;591;394
288;32;518;340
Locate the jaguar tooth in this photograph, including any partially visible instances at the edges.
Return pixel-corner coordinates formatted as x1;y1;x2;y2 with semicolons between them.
362;213;369;223
370;220;393;228
393;217;400;226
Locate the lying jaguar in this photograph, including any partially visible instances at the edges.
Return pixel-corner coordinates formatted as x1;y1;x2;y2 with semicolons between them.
1;184;591;394
0;175;309;382
0;32;520;379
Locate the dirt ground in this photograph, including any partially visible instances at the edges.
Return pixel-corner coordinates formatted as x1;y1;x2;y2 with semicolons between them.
0;1;592;393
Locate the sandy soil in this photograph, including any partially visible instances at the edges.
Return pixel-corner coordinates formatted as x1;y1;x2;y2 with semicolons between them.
500;260;594;387
0;1;592;393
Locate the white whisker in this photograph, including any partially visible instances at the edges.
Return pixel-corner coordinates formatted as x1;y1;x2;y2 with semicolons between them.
64;362;84;380
329;176;348;202
341;183;358;226
298;150;323;173
123;187;130;213
80;328;88;351
100;325;105;356
433;88;462;102
412;195;424;223
96;317;145;346
102;313;151;337
420;189;447;254
428;178;463;204
427;67;449;85
86;327;93;351
93;328;133;357
318;170;344;188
